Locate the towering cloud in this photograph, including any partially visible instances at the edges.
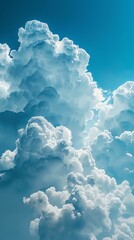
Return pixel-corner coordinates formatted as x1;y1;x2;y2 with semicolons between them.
0;20;103;147
0;20;134;240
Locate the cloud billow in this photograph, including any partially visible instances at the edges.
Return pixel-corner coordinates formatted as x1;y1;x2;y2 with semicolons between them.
89;81;134;189
1;116;134;240
0;20;134;240
0;20;103;148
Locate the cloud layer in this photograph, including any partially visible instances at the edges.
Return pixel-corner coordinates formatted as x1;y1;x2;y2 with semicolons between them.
0;20;134;240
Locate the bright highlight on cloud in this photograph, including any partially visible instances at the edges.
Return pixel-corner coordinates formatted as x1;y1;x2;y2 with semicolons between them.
0;20;134;240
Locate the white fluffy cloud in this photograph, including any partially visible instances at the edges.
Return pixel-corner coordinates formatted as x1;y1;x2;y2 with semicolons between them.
96;81;134;135
0;149;15;171
0;20;103;147
0;20;134;240
90;130;134;188
87;81;134;188
0;116;94;190
1;116;134;240
24;167;134;240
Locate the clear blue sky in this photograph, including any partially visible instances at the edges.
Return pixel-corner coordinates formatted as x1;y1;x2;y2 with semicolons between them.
0;0;134;90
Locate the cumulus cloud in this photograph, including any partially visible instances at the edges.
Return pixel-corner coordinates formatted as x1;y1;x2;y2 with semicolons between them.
0;116;94;191
0;20;134;240
1;116;134;240
90;130;134;188
86;82;134;188
0;20;103;147
97;81;134;135
0;149;15;170
85;81;134;145
24;169;134;240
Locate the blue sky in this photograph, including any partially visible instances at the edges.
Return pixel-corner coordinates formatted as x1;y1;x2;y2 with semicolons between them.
0;0;134;90
0;2;134;240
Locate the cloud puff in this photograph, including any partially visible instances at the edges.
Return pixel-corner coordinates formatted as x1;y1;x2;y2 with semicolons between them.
97;81;134;136
0;116;94;191
0;116;93;239
86;81;134;188
90;130;134;188
1;116;133;240
24;170;134;240
85;81;134;146
0;20;103;147
0;149;15;171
